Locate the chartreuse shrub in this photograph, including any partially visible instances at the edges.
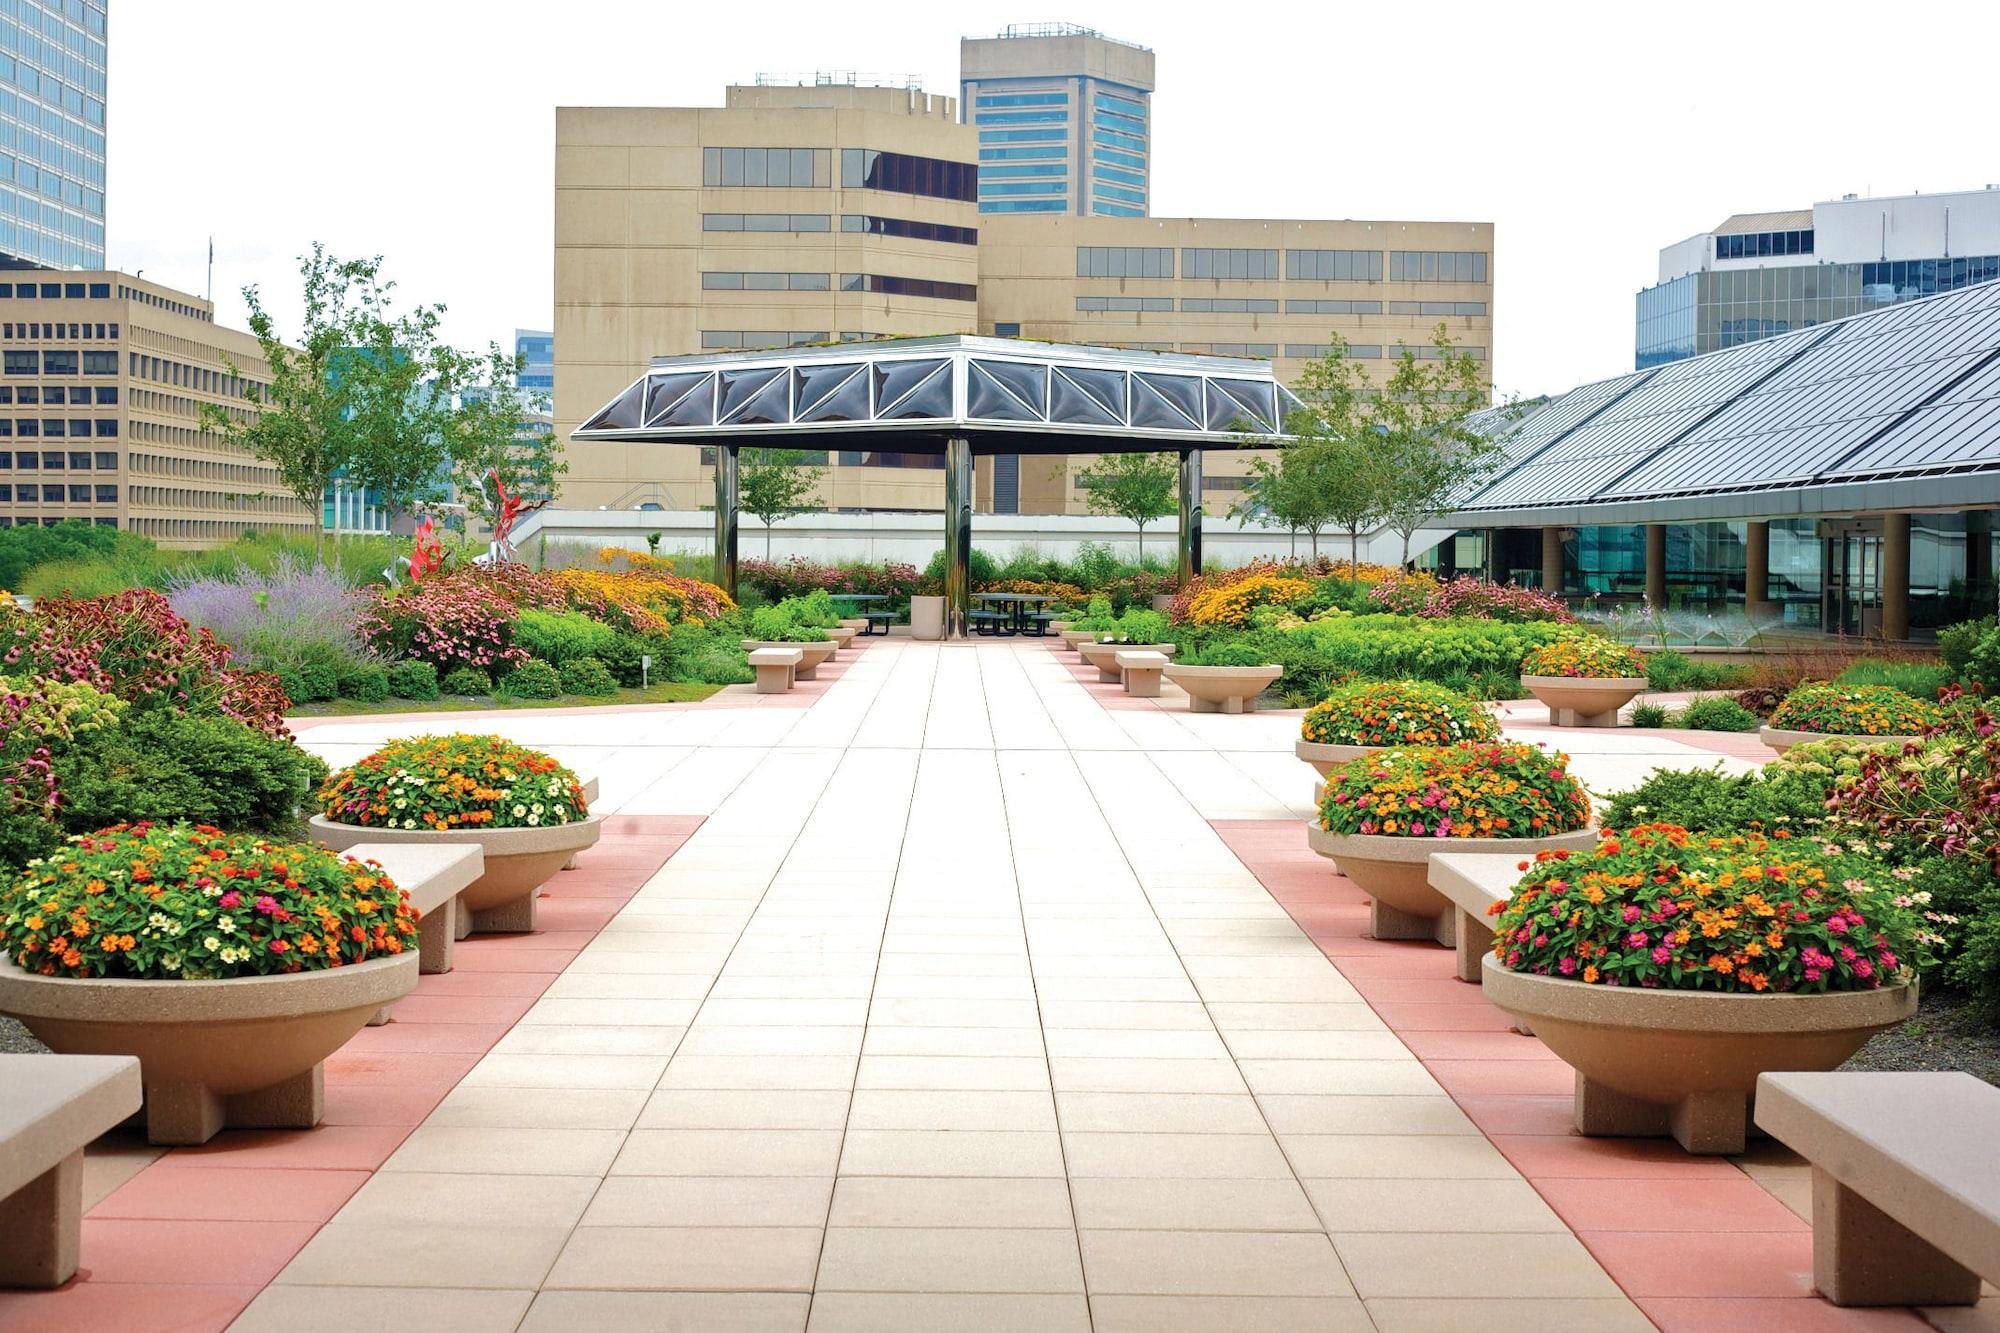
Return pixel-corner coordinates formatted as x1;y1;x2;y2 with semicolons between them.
1071;596;1117;633
501;658;561;700
513;608;620;664
0;822;420;979
749;601;828;643
1182;614;1572;700
1301;680;1498;748
1185;642;1271;668
387;660;439;701
1770;683;1940;736
1316;741;1591;839
1488;825;1929;992
558;658;619;697
440;667;492;696
319;733;588;831
1600;762;1839;837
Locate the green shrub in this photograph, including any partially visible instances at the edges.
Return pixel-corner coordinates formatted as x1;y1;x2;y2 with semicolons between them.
55;711;329;837
1833;658;1951;701
501;658;561;699
440;666;492;696
1187;642;1270;667
1938;618;1988;677
1629;702;1668;728
1645;648;1698;690
558;657;620;697
659;624;751;684
274;666;307;705
1601;763;1836;835
338;663;389;703
594;632;671;686
1113;608;1169;643
387;659;440;701
1963;623;2000;695
749;602;826;643
1182;614;1571;700
1934;858;2000;1018
294;663;338;703
1071;595;1117;632
793;589;843;629
513;608;620;664
1673;697;1760;731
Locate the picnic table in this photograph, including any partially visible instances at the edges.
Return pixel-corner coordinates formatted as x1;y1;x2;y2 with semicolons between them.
969;593;1054;637
829;593;893;635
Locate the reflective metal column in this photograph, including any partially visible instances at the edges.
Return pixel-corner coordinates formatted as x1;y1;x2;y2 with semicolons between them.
944;436;972;638
1177;448;1202;586
714;444;739;600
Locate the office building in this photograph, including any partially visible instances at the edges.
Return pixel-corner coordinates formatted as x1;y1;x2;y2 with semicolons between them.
1636;186;2000;368
0;0;108;270
554;79;980;513
959;23;1154;218
516;328;553;404
0;269;312;546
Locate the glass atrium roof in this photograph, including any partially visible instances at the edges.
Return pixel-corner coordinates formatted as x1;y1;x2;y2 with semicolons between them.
1457;280;2000;522
573;336;1300;454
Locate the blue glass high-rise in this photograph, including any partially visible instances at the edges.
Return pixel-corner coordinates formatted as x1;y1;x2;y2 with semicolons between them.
0;0;108;269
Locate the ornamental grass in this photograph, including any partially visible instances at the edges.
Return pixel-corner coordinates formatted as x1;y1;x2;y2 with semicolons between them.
1316;741;1592;839
1300;679;1499;748
319;733;588;832
1487;823;1932;993
0;821;418;980
1770;683;1942;736
1519;634;1647;679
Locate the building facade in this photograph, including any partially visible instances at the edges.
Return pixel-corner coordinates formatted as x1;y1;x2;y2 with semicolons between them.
1636;187;2000;368
0;269;311;546
0;0;108;270
516;328;553;403
958;23;1154;219
553;81;981;513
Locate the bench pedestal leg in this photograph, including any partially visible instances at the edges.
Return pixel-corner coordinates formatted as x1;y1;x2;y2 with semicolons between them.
1124;671;1161;698
1453;912;1493;983
418;896;458;974
1812;1166;1982;1306
226;1065;325;1132
0;1149;80;1287
473;890;537;934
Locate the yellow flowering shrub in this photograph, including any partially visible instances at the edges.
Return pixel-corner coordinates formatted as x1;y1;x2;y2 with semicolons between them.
1187;573;1315;629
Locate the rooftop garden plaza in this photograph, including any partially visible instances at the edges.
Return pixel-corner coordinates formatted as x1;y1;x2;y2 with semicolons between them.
1;529;1998;1330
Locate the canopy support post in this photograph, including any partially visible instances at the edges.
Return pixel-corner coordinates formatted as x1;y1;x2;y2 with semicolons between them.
1177;448;1203;587
714;443;739;601
945;435;972;639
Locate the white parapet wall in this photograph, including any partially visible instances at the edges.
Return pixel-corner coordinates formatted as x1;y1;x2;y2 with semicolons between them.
512;508;1443;568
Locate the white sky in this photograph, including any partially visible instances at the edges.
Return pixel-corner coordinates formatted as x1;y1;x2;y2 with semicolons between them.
106;0;1994;402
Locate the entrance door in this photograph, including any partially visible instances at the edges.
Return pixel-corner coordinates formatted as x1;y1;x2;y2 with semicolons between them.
1824;530;1883;636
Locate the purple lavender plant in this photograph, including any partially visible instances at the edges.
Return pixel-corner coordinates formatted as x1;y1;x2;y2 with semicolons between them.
167;555;376;672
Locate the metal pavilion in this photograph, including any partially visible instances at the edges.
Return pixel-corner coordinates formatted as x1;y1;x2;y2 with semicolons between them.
573;336;1298;635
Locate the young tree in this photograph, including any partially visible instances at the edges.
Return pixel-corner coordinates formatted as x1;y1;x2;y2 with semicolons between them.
1258;334;1392;572
1076;451;1178;563
1375;326;1512;567
739;448;826;557
1231;436;1353;560
445;344;568;528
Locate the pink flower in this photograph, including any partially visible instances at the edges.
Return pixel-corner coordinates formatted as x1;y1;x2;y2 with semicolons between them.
1557;956;1578;975
1625;931;1648;949
1621;904;1642;923
1651;945;1671;964
217;890;241;909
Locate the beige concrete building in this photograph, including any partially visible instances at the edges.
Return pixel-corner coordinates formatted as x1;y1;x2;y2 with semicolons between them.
554;82;981;513
0;270;308;547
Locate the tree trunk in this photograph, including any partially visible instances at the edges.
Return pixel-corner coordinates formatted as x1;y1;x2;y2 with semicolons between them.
1350;527;1361;576
1400;528;1412;570
767;522;773;560
1136;523;1143;564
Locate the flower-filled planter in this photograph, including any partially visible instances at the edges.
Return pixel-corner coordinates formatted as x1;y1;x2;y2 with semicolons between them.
0;823;420;1144
1759;684;1938;754
1077;639;1177;682
310;734;600;934
1482;825;1922;1153
1296;680;1499;775
1519;637;1650;727
1309;742;1596;941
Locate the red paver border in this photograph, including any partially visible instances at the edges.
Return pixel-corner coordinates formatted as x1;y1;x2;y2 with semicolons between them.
1212;816;1929;1332
0;813;704;1332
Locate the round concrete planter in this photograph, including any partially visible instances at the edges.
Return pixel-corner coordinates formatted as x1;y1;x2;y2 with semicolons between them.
1521;674;1650;728
0;951;417;1145
1759;726;1919;755
1307;825;1598;943
1481;965;1916;1154
741;637;837;679
1164;663;1282;714
1294;739;1382;776
1078;640;1177;682
311;814;602;934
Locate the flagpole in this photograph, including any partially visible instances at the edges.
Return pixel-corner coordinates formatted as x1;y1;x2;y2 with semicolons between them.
206;237;213;301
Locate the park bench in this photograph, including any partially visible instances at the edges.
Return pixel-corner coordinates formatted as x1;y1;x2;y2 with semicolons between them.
1026;612;1058;637
1755;1071;2000;1308
864;610;893;635
750;646;803;694
1115;649;1168;698
967;609;1009;636
0;1053;141;1287
345;842;486;1024
1428;852;1534;1034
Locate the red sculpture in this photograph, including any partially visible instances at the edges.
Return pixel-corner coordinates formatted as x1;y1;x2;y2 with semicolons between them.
487;469;548;563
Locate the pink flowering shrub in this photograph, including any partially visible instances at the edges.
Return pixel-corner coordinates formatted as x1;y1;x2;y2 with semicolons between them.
360;578;525;675
1389;575;1574;624
741;557;920;601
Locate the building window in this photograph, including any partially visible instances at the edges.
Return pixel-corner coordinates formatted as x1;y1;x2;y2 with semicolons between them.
93;451;115;468
94;484;116;503
1075;296;1174;312
1181;248;1280;280
979;145;1066;162
1389;251;1488;282
1286;249;1383;282
93;420;116;438
701;271;831;291
701;213;831;233
993;323;1021;337
840;149;976;202
701;147;831;188
1075;246;1173;279
1181;298;1278;313
838;273;977;302
1180;343;1276;357
1716;229;1813;260
975;92;1068;108
42;351;77;375
839;215;977;246
82;350;116;374
698;331;830;350
3;350;35;375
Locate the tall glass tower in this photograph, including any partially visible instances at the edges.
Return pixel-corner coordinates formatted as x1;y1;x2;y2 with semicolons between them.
959;23;1154;218
0;0;107;269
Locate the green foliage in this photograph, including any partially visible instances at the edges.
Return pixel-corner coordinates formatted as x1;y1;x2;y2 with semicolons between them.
55;711;329;838
1673;696;1760;731
1938;618;1987;677
1113;608;1169;643
659;623;753;684
558;657;619;697
1645;648;1738;691
749;601;828;643
386;659;439;701
739;447;826;557
501;658;561;699
20;557;135;600
1076;453;1178;561
337;663;389;703
1187;642;1270;667
794;589;843;629
1832;658;1951;701
274;666;306;705
1963;623;2000;695
1072;595;1117;632
294;663;338;703
596;632;673;687
1185;613;1571;699
0;520;139;590
443;344;567;528
440;666;492;696
1931;858;2000;1018
1601;763;1837;836
1629;702;1668;728
513;608;620;664
919;547;1002;587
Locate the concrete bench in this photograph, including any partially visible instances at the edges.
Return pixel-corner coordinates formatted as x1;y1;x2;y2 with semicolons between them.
1115;649;1168;698
1756;1071;2000;1308
0;1053;141;1287
344;842;485;1024
749;647;803;694
1429;852;1535;1035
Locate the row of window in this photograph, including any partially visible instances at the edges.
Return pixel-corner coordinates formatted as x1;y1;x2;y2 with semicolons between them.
0;417;113;437
1388;250;1488;283
2;320;114;338
0;382;111;403
701;271;829;291
0;448;115;467
696;270;978;302
841;148;975;203
698;147;980;203
974;91;1067;109
980;145;1064;162
3;348;111;373
1288;249;1384;282
1075;247;1491;283
703;212;831;233
699;330;828;350
842;214;977;246
120;285;212;322
972;110;1066;127
1076;246;1173;278
0;278;105;298
701;147;831;189
0;482;115;502
1075;296;1488;316
131;353;265;400
1093;91;1144;118
840;273;976;302
1716;229;1813;260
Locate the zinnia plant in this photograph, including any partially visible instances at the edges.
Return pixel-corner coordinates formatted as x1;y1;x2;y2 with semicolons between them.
1317;741;1592;839
0;822;418;979
319;734;588;831
1770;683;1940;736
1301;679;1499;748
1487;823;1931;992
1520;635;1646;679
